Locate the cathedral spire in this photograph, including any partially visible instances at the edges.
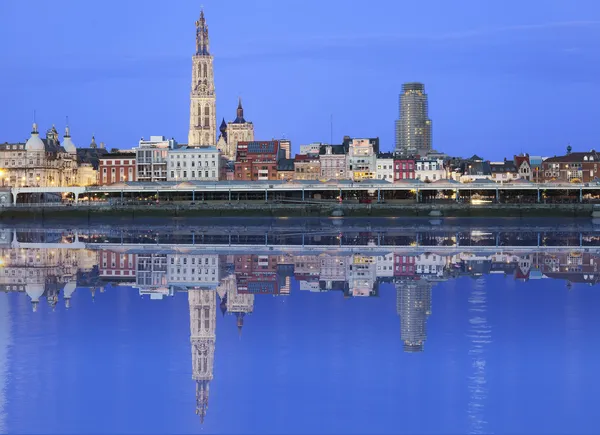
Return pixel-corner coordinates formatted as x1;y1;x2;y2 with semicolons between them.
195;8;210;55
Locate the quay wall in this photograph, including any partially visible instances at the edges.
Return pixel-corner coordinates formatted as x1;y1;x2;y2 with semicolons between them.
0;202;597;222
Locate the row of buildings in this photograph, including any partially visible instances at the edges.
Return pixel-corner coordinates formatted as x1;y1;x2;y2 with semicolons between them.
3;9;599;188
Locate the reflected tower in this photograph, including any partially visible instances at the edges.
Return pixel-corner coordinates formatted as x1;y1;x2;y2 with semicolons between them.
189;289;217;423
467;277;490;434
396;280;432;352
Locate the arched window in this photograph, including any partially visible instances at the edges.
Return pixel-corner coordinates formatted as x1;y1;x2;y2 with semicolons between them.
203;63;207;78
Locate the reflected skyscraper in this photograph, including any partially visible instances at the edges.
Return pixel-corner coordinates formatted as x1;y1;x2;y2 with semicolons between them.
188;289;217;423
0;292;10;433
396;279;432;352
467;277;490;434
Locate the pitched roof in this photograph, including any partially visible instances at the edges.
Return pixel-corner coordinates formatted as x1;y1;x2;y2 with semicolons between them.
543;151;599;163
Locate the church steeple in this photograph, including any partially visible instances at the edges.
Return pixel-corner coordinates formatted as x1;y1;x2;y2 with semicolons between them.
233;97;246;124
195;9;210;55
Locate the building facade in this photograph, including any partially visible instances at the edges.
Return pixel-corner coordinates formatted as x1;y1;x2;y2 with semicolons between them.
542;150;599;183
299;143;322;156
319;145;346;180
234;141;281;181
217;98;254;161
0;124;84;188
135;136;175;182
376;153;395;182
347;139;376;181
167;146;221;181
415;158;445;182
294;155;321;180
98;153;136;185
393;157;415;181
514;155;532;181
395;82;432;156
490;160;519;182
188;10;217;146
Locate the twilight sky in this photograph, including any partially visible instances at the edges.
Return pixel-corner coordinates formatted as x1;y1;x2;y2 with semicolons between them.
1;0;600;159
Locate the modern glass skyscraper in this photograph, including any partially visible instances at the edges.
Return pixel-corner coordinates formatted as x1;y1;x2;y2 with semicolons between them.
395;82;432;156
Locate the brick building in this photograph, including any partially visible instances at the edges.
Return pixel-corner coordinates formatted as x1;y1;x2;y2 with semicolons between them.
98;153;136;185
542;150;599;183
234;140;281;181
99;251;137;280
393;157;415;181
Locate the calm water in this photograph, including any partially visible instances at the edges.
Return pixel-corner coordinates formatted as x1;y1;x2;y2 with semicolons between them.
0;220;599;434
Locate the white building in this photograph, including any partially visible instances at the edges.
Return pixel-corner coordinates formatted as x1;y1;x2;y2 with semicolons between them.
376;253;395;277
167;146;221;181
319;145;347;180
167;254;223;288
347;255;377;296
415;158;445;182
136;136;176;182
376;154;395;182
347;139;376;181
299;142;322;156
415;253;446;278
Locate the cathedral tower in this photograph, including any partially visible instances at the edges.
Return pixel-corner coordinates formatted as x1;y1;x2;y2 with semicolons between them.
188;9;217;147
189;289;217;423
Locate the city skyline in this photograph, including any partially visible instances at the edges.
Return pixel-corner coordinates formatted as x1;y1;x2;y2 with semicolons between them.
2;1;600;159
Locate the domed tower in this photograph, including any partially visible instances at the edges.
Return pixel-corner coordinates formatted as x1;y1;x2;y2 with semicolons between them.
26;284;45;312
25;123;45;153
63;281;77;308
62;122;77;155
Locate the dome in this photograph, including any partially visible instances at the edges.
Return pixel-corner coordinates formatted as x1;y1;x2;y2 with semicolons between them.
62;126;77;154
63;281;77;299
25;123;45;152
26;284;45;302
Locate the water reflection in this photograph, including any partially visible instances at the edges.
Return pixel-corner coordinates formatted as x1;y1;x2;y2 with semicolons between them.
1;223;600;428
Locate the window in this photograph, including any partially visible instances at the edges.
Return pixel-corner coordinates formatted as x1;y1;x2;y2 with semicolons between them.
171;171;175;178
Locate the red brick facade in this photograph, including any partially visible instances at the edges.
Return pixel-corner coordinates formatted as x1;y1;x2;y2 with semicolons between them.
99;153;136;185
234;141;280;181
393;158;415;181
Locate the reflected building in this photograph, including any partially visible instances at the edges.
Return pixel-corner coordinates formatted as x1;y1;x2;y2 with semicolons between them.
0;247;95;311
189;289;217;423
396;279;432;352
467;277;490;434
347;255;378;297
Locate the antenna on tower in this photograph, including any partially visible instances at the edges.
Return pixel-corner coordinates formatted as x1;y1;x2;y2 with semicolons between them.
330;114;333;145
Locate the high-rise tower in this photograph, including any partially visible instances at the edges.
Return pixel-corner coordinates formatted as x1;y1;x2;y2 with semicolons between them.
395;82;432;156
188;9;217;147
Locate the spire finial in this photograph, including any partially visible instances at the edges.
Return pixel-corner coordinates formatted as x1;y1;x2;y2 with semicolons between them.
32;110;38;134
65;116;71;137
195;6;210;55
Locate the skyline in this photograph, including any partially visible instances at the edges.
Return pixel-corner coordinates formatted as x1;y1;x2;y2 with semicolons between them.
2;1;600;158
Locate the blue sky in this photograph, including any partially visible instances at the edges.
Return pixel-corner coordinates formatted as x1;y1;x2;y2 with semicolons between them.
1;0;600;158
3;276;600;434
